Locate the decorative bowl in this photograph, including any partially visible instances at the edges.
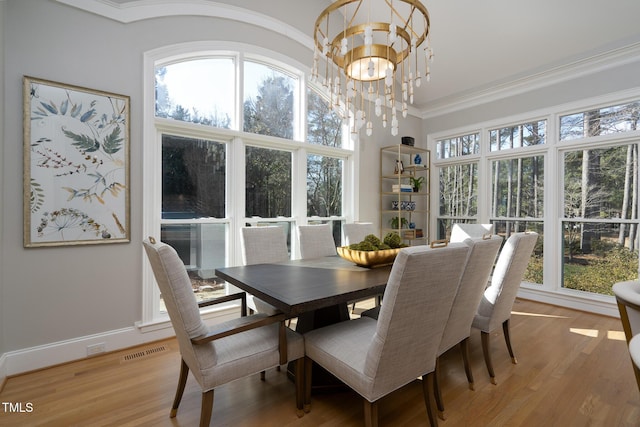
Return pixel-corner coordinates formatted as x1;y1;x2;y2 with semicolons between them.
401;201;416;211
337;246;401;268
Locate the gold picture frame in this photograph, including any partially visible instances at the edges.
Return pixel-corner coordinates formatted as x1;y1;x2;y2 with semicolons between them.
23;76;130;247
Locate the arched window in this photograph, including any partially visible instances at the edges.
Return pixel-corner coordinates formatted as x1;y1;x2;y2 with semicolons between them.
141;46;352;325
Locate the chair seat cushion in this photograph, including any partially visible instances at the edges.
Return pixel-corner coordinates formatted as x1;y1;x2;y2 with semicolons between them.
304;317;379;399
197;321;304;389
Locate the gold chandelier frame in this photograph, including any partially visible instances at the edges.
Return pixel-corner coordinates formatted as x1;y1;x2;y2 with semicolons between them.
312;0;433;137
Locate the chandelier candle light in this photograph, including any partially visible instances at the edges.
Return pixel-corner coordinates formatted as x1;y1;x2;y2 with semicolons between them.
312;0;433;139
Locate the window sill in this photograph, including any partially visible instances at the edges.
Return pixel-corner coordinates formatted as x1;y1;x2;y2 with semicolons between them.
135;303;243;333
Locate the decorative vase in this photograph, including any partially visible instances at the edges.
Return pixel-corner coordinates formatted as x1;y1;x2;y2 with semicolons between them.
414;154;422;165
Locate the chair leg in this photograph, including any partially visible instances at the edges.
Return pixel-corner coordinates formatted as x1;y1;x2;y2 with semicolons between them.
170;358;189;418
303;356;313;412
503;319;518;364
363;400;379;427
199;390;214;427
294;358;305;417
460;337;475;390
433;357;446;420
421;371;439;427
481;331;497;385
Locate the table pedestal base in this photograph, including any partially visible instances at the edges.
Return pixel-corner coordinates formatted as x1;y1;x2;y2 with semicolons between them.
287;303;350;392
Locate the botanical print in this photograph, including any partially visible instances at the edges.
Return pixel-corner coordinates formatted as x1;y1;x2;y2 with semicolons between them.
23;77;130;247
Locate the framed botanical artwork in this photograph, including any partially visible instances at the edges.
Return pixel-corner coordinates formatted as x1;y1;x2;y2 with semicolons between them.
23;76;130;247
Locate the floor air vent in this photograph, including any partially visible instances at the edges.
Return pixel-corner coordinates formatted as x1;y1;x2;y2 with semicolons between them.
121;345;169;362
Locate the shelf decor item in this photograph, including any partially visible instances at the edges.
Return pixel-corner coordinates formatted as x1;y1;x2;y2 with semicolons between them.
23;76;130;247
401;136;415;146
410;176;425;192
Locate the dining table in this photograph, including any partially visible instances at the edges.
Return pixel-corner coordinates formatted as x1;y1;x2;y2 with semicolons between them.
215;255;393;390
215;255;392;331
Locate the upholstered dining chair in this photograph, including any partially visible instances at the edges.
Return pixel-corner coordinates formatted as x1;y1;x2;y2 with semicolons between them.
449;223;494;242
612;279;640;392
298;223;337;259
471;231;538;384
142;237;305;426
241;226;289;315
433;235;503;420
343;222;377;246
304;242;471;427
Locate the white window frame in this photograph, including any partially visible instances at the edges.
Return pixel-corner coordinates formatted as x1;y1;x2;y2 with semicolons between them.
429;88;640;317
140;42;354;327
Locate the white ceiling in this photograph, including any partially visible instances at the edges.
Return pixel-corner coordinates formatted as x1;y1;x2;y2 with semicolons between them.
58;0;640;115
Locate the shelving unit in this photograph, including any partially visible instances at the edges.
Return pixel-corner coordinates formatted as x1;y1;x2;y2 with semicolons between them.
379;144;430;245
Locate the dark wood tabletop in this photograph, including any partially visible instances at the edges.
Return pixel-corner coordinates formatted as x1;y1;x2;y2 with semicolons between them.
215;256;392;317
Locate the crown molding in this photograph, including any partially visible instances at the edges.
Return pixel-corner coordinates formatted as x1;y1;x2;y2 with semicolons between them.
420;42;640;119
55;0;314;50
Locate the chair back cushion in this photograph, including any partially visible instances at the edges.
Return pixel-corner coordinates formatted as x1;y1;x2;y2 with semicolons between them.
343;222;377;246
450;223;494;243
364;243;470;397
298;223;337;259
438;235;503;354
613;280;640;341
474;232;538;332
143;238;215;370
241;226;289;265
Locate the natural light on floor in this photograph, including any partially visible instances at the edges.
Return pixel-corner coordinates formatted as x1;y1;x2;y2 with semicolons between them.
568;328;626;340
511;310;569;319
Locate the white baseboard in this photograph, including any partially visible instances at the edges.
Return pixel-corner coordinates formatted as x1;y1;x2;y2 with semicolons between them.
517;286;619;318
0;306;239;378
0;352;7;391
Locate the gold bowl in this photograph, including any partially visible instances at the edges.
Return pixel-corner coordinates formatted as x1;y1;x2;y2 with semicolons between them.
337;246;401;268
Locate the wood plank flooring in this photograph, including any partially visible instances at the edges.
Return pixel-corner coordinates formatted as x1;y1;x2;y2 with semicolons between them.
1;298;639;426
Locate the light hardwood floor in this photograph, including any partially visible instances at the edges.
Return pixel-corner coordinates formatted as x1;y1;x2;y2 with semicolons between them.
1;298;639;426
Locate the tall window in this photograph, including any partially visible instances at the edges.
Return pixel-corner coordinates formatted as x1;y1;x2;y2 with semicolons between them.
245;146;292;217
487;120;546;284
146;50;350;322
490;155;544;284
160;135;228;303
559;101;640;296
435;99;640;305
436;132;479;238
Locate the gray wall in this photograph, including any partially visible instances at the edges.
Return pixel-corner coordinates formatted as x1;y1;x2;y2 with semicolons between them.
1;0;408;359
1;0;6;359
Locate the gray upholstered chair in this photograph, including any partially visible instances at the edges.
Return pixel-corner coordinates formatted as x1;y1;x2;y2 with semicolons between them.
613;279;640;393
449;223;494;242
472;231;538;384
433;234;503;419
343;222;377;246
143;237;305;426
304;242;471;427
240;226;289;315
298;223;337;259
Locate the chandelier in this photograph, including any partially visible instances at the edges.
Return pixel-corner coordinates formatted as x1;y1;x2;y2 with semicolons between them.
312;0;433;138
